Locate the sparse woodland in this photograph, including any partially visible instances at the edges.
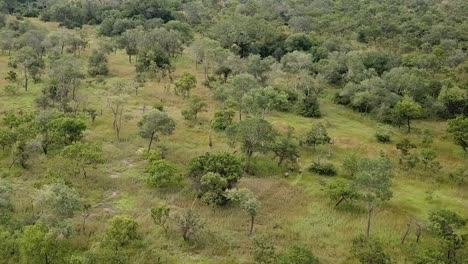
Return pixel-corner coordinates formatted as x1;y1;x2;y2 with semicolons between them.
0;0;467;263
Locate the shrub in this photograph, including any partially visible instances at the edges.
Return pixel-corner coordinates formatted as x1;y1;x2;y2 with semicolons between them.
146;160;179;187
309;162;337;176
104;215;139;248
352;235;392;264
211;108;235;130
278;245;320;264
375;127;392;143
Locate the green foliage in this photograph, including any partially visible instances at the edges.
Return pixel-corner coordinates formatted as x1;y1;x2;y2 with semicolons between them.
447;116;468;153
62;142;103;177
392;96;423;133
150;205;170;233
309;162;337;176
174;73;197;98
449;167;467;186
0;227;17;261
226;188;260;235
188;152;243;190
200;172;228;207
104;215;139;249
211;108;235;131
351;235;392;264
277;245;320;264
227;118;275;163
146;159;179;187
88;50;109;76
0;179;13;223
242;87;289;118
252;236;276;264
354;157;393;204
420;148;441;172
49;117;87;144
299;95;321;118
18;224;67;264
181;96;207;122
326;178;360;207
271;128;299;166
305;123;330;149
36;181;81;221
375;126;393;143
138;109;176;151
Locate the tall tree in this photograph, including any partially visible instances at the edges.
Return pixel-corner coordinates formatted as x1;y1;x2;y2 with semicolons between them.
138;110;176;152
393;96;422;133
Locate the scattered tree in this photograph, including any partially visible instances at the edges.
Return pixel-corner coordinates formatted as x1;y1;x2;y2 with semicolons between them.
138;110;176;152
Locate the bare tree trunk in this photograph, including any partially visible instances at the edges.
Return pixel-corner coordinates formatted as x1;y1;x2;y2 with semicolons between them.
366;204;373;239
401;221;411;244
249;215;255;236
335;196;346;207
23;66;28;91
148;132;155;152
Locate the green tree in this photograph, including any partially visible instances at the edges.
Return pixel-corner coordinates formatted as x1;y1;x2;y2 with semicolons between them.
242;87;288;118
393;96;422;133
181;96;207;122
88;50;109;76
199;172;228;206
62;142;103;178
305;123;330;150
226;73;258;120
226;188;260;236
174;73;197;98
351;235;392;264
18;224;67;264
104;215;139;250
428;209;467;263
188;152;243;190
36;181;81;223
150;205;170;233
50;117;86;144
227;118;275;170
299;94;321;118
146;159;179;187
447;116;468;153
138;110;176;152
327;178;360;207
354;157;393;239
271;128;299;166
11;47;41;91
211;108;235;131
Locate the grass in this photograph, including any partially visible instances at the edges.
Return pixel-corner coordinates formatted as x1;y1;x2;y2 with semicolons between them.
0;18;466;264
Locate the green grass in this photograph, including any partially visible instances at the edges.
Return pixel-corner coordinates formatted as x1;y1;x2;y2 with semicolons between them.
0;18;466;264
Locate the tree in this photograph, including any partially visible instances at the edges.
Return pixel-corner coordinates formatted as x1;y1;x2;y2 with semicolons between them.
18;224;67;264
175;209;203;242
62;142;103;178
174;73;196;98
252;236;277;264
242;87;288;118
0;179;12;224
305;123;330;150
150;205;170;233
107;94;127;141
271;128;299;166
138;110;176;152
146;159;179;187
226;74;258;120
48;55;84;104
118;29;141;63
189;152;243;190
199;172;228;206
104;215;139;250
211;108;235;131
49;117;86;145
351;235;392;264
393;96;422;133
88;50;109;76
327;178;360;207
181;96;207;122
227;118;275;170
428;209;467;263
299;94;321;118
226;188;260;236
36;181;81;222
447;116;468;153
354;157;393;239
246;55;274;84
11;47;41;91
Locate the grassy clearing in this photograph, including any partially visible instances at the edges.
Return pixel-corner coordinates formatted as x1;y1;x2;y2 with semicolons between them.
0;18;466;264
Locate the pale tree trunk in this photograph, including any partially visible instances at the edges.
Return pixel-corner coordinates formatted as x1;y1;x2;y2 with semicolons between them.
366;204;373;239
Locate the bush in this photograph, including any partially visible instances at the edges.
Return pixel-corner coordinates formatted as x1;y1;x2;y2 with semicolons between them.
104;215;139;248
278;245;320;264
146;160;180;187
299;95;321;118
211;108;235;130
309;162;337;176
375;127;392;143
352;235;392;264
